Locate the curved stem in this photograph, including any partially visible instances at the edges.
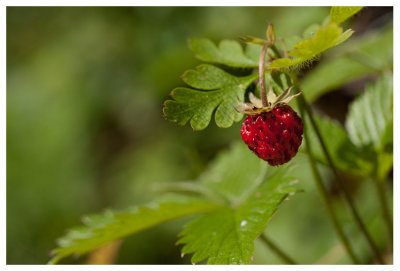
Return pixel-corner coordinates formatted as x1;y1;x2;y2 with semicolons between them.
298;103;360;264
298;95;384;264
261;44;384;263
372;155;393;248
373;176;393;246
259;42;269;107
259;234;297;264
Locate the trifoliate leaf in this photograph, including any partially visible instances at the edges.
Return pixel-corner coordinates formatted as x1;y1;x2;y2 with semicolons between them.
346;74;393;151
178;165;298;264
269;23;353;70
304;113;373;176
163;64;257;130
301;25;393;102
49;194;219;264
189;38;258;68
330;6;363;25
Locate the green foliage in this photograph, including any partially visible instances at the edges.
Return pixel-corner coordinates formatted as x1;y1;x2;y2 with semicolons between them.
163;8;363;130
301;25;393;102
8;6;393;266
345;74;393;179
346;74;393;150
304;114;372;176
163;64;257;130
304;73;393;179
43;6;393;265
178;166;297;264
270;23;353;69
188;38;258;68
50;142;298;264
50;195;219;264
330;7;363;25
198;141;267;205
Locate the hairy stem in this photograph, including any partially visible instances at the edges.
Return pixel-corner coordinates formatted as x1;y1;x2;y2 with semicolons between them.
298;95;384;264
373;176;393;247
259;234;297;264
259;42;269;107
298;103;360;264
262;44;384;263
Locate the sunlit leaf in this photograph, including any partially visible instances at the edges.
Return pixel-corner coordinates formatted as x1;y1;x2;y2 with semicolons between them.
163;64;257;130
330;6;363;25
301;25;393;102
270;23;353;70
49;195;219;264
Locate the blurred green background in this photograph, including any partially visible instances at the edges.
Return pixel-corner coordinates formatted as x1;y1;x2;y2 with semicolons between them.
7;7;392;264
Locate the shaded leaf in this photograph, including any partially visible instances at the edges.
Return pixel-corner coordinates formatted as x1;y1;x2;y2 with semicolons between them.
189;38;258;68
330;6;363;25
304;113;373;176
301;25;393;102
270;23;353;70
178;165;298;264
163;64;257;130
345;74;393;150
50;194;219;264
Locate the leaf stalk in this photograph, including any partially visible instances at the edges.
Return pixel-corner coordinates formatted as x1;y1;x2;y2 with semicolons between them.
298;94;385;264
259;234;297;264
298;102;360;264
259;42;269;107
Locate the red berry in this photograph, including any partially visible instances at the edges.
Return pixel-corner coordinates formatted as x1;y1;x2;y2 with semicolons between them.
240;104;303;166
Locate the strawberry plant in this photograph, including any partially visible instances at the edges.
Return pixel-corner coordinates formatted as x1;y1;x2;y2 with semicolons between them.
50;6;392;264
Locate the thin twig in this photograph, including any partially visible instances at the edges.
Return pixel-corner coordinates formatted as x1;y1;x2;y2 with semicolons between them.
260;39;382;263
373;176;393;246
259;234;297;264
298;94;385;264
298;103;360;264
259;42;269;107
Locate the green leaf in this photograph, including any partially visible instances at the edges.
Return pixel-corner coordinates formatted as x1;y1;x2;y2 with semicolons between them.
345;74;393;151
198;142;267;205
49;194;219;264
345;74;393;179
270;23;353;70
304;113;372;176
178;165;298;264
301;25;393;102
189;38;258;68
330;6;363;25
163;64;257;130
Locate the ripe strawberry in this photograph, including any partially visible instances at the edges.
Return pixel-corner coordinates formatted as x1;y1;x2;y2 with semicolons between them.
237;87;303;166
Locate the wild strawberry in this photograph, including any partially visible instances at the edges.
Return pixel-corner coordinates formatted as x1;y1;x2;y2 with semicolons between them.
237;87;303;166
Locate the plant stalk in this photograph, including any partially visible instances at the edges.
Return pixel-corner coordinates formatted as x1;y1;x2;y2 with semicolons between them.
259;42;269;107
263;42;383;263
298;94;385;264
259;234;297;264
298;103;360;264
373;176;393;246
